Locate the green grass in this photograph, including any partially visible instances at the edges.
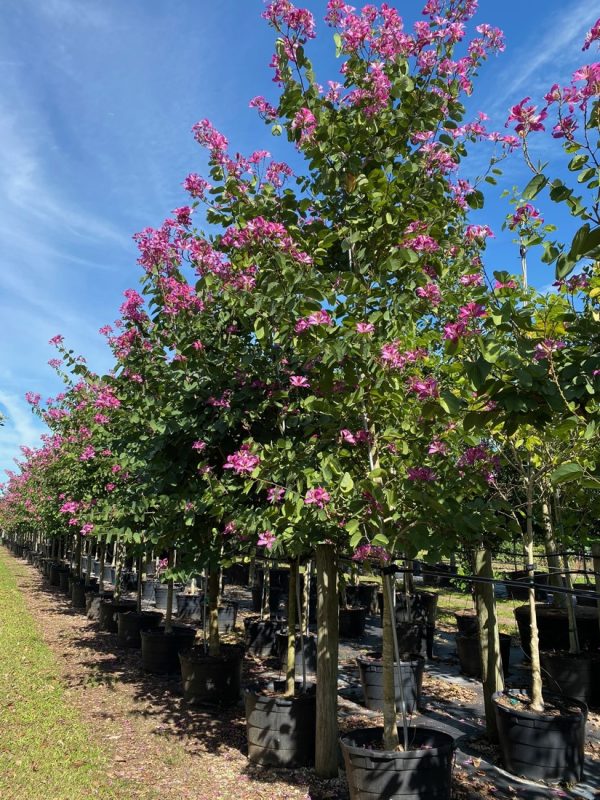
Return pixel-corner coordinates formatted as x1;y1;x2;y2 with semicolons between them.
0;549;146;800
433;587;521;636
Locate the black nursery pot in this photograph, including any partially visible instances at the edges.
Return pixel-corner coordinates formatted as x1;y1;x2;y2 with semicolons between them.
176;592;204;622
179;644;243;705
98;598;137;633
117;610;163;648
456;633;511;679
340;726;455;800
357;653;424;714
276;631;317;675
142;579;156;602
58;568;71;593
251;585;283;614
540;650;594;705
395;622;425;657
454;611;478;637
140;625;197;674
515;604;600;655
346;584;379;614
71;577;88;609
493;690;587;784
339;606;367;639
244;616;282;657
245;689;316;767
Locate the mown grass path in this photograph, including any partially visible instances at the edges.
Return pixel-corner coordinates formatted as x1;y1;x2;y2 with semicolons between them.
0;548;139;800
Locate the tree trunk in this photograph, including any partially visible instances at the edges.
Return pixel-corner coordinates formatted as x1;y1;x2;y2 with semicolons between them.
303;559;312;636
248;557;256;589
286;559;298;697
592;542;600;635
164;547;175;634
542;495;565;608
473;547;504;741
208;566;221;657
136;552;143;614
562;553;580;654
114;542;123;600
315;543;339;778
383;574;401;751
99;541;106;594
261;567;270;620
525;471;543;711
75;532;82;579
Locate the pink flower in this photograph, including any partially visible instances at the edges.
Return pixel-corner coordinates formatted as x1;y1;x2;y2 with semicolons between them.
340;429;357;445
80;446;96;461
416;283;442;306
582;18;600;51
443;320;468;342
352;544;390;562
506;97;547;135
249;96;278;120
458;302;486;321
267;486;285;503
192;119;228;153
223;446;260;474
49;334;64;346
533;339;566;361
552;116;578;140
407;376;439;400
405;234;440;253
428;440;448;455
509;203;541;229
290;375;310;388
304;487;331;508
60;501;79;514
494;279;518;290
80;523;94;536
291;107;317;143
223;521;237;535
465;224;494;242
105;483;116;492
183;173;212;199
192;440;207;452
25;392;41;406
407;467;437;481
257;530;276;550
459;273;483;287
356;322;375;334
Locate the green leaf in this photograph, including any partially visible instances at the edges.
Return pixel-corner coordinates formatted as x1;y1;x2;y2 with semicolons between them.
522;174;548;200
550;462;584;485
340;472;354;494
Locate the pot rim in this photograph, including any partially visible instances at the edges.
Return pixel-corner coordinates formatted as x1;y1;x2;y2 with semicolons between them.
492;689;588;720
340;725;456;758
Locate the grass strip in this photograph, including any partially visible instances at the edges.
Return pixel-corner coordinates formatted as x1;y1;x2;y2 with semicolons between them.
0;549;141;800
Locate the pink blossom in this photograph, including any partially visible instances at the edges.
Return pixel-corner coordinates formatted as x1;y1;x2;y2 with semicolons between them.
356;322;375;334
506;97;547;135
80;523;94;536
80;446;96;461
428;440;448;455
223;446;260;474
552;116;578;140
183;173;212;199
290;375;310;388
407;375;439;400
533;339;566;361
352;544;390;562
25;392;41;406
304;487;331;508
105;483;116;492
340;429;356;445
416;283;442;305
192;340;204;351
291;107;317;143
267;486;285;503
407;467;437;481
465;224;494;242
60;501;79;514
257;530;277;550
192;440;207;452
192;118;228;153
223;521;237;535
509;203;541;229
494;279;518;290
458;302;486;321
249;96;278;120
49;334;64;346
405;234;440;253
583;18;600;51
443;320;468;342
459;273;483;287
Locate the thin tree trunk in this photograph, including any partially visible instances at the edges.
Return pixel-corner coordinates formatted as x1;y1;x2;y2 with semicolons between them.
592;542;600;635
315;543;339;778
99;541;106;595
136;552;143;614
383;574;401;751
75;532;82;579
164;547;175;634
248;557;256;589
286;559;298;697
562;553;580;654
303;559;312;636
261;567;270;620
525;471;543;711
542;494;565;607
208;566;221;657
474;547;504;741
114;542;123;599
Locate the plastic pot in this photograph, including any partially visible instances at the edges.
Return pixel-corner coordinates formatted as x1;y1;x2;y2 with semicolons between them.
71;578;87;609
454;611;478;637
514;604;600;655
142;579;156;602
456;633;511;679
340;726;455;800
493;690;587;783
179;644;243;705
346;584;379;614
245;689;316;767
339;606;367;639
244;617;282;657
117;610;163;648
540;650;593;705
395;622;425;658
140;626;196;674
357;654;424;714
98;599;137;632
251;585;283;615
276;631;317;675
176;592;204;621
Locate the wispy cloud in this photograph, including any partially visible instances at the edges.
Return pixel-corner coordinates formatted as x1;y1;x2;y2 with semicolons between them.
489;0;597;113
0;391;46;478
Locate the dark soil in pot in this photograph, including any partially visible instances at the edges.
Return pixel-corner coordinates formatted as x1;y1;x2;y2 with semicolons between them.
395;622;425;658
275;631;317;675
340;726;455;800
117;610;163;648
140;625;197;674
540;650;593;705
493;689;587;784
454;610;478;637
179;644;243;705
514;604;600;655
245;688;316;767
98;598;137;633
339;606;367;639
244;616;282;657
357;653;424;714
456;633;511;679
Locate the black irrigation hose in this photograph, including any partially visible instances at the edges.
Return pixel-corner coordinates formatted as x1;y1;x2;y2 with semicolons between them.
381;563;600;601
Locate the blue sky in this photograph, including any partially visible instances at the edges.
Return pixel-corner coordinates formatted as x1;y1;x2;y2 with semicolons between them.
0;0;597;479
